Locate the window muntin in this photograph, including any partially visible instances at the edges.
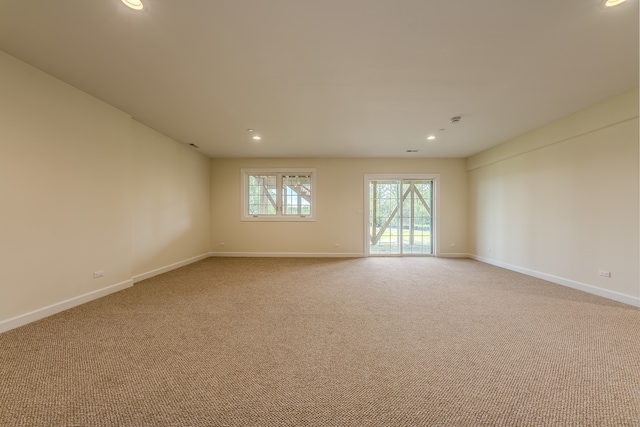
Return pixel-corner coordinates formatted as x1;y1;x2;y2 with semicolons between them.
242;169;316;221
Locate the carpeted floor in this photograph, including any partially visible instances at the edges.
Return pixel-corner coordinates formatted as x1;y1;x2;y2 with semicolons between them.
1;257;639;426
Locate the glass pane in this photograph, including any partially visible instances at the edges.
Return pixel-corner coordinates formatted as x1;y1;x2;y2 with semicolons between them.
402;180;432;254
282;175;312;216
248;174;277;215
369;180;401;255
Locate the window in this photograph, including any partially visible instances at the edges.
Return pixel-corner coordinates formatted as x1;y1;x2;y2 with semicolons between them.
242;168;316;221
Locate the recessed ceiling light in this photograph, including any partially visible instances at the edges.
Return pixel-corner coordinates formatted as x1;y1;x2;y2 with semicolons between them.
121;0;144;10
605;0;626;6
427;135;436;140
252;136;261;140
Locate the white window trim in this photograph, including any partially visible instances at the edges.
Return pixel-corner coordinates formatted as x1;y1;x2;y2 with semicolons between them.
241;168;316;222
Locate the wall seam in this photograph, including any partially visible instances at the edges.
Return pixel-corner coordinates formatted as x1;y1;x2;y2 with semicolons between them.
466;115;639;172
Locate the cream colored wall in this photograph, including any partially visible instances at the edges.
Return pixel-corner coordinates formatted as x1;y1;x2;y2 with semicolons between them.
132;122;211;277
0;51;212;329
211;158;468;256
2;43;636;331
467;89;639;302
0;51;133;323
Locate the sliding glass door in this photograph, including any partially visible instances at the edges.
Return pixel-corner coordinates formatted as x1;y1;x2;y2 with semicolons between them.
367;177;434;256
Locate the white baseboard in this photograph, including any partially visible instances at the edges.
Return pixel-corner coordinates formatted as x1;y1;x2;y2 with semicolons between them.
470;254;640;308
0;279;133;334
1;253;214;334
212;252;470;259
438;253;470;258
5;252;633;335
132;253;212;283
209;251;366;258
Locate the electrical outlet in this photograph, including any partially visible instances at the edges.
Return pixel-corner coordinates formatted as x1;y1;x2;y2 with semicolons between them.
598;270;611;278
93;270;104;278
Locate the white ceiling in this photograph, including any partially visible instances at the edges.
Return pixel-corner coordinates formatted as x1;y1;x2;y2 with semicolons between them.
0;0;637;158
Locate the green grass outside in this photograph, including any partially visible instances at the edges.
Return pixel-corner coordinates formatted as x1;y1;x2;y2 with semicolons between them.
370;227;432;254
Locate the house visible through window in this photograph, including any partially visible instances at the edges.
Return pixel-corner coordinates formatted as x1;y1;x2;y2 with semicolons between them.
242;169;316;221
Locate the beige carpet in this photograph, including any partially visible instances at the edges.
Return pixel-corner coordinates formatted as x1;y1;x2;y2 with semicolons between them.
1;257;639;426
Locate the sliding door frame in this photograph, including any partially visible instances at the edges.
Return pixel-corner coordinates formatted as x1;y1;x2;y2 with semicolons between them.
364;174;440;257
